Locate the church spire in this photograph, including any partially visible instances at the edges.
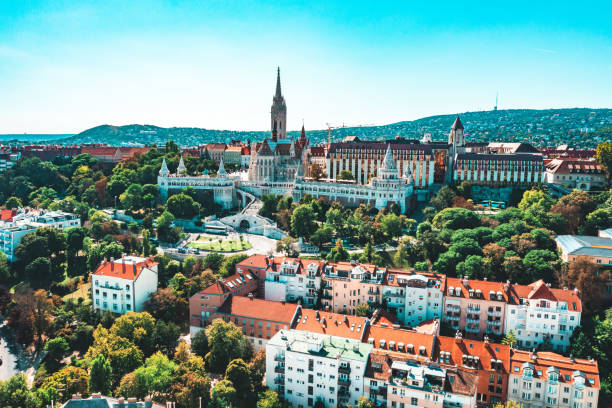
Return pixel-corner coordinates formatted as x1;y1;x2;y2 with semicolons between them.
275;67;282;98
217;158;227;176
159;157;169;175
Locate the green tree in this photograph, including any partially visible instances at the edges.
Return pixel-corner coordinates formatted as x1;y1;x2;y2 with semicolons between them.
311;226;333;248
4;196;22;209
501;330;518;346
89;354;112;395
166;193;201;219
144;288;189;325
429;185;456;211
337;170;354;180
211;379;238;408
432;207;480;230
518;187;555;212
225;359;253;405
456;255;485;279
41;366;89;403
257;390;283;408
220;254;249;278
357;396;375;408
191;329;209;358
205;319;250;373
291;204;317;238
327;239;349;262
381;213;402;240
595;141;612;181
43;337;69;371
110;312;156;356
355;303;371;317
522;249;559;284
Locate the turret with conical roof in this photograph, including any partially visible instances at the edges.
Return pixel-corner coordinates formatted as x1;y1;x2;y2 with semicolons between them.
376;144;399;180
159;157;170;176
448;115;465;146
176;155;186;174
217;158;227;176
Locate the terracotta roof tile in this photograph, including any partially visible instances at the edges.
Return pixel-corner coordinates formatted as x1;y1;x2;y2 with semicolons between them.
363;325;435;359
92;257;157;281
216;296;298;324
436;336;510;372
292;309;368;340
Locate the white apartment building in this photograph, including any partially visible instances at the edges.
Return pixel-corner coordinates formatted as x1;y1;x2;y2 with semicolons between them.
0;209;81;261
264;259;322;307
266;330;372;408
508;350;599;408
91;256;158;315
383;271;444;327
505;280;581;352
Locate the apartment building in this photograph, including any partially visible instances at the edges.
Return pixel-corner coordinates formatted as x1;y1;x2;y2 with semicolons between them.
436;333;510;406
508;349;599;408
324;261;385;315
545;158;606;190
364;350;479;408
556;235;612;266
505;280;582;352
0;209;81;261
384;269;444;326
224;145;243;166
443;277;507;338
265;258;323;307
266;330;372;408
91;256;158;315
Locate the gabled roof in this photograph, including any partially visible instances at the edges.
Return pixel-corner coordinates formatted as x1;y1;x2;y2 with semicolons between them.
527;280;557;302
257;140;273;156
292;309;368;340
216;295;299;324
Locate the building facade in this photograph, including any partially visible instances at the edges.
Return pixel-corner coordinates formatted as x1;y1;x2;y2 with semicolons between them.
0;209;81;261
266;330;372;408
91;256;158;315
508;349;599;408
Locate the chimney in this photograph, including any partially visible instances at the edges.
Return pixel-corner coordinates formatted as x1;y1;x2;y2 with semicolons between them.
462;276;469;287
483;336;489;344
248;293;254;300
72;393;82;400
144;396;153;408
128;397;137;403
111;261;115;272
91;393;102;399
454;330;463;344
133;263;137;276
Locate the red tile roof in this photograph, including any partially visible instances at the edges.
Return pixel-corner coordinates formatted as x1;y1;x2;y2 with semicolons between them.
363;325;435;359
510;349;599;389
93;257;157;281
436;335;510;372
0;209;17;221
292;309;368;340
216;296;299;324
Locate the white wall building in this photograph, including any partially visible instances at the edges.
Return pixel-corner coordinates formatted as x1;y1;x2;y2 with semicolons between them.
0;209;81;261
383;271;444;327
508;350;599;408
266;330;372;408
265;259;322;307
504;280;582;353
91;256;158;315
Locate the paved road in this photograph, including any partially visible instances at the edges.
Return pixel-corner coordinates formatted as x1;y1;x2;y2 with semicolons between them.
0;322;22;381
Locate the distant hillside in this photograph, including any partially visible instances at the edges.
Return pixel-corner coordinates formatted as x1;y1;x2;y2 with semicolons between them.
5;108;612;148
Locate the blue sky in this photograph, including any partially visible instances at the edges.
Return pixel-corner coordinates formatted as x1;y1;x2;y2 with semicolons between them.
0;0;611;134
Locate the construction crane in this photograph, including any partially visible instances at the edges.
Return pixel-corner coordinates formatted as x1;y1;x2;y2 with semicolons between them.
325;122;376;147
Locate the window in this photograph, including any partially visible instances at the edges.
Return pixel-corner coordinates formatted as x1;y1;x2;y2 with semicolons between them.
410;397;418;405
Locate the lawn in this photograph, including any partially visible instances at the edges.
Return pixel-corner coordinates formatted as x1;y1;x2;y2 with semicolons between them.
187;236;252;252
62;282;91;302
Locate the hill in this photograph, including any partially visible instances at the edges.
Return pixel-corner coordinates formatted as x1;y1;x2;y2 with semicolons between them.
5;108;612;148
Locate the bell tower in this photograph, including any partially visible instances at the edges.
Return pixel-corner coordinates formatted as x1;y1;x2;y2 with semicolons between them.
271;67;287;140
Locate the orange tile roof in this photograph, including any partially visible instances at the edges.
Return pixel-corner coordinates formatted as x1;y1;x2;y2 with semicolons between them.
237;254;271;270
93;257;157;281
0;209;17;221
436;335;510;372
370;309;397;326
237;255;324;276
200;281;229;295
510;349;599;388
292;309;368;340
216;296;299;324
363;325;435;359
220;271;256;290
445;277;507;301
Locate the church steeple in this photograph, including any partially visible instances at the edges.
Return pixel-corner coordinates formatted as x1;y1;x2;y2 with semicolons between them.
275;67;282;98
271;67;287;140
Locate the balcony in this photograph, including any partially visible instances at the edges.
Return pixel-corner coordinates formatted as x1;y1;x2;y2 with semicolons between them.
306;282;316;289
466;306;481;314
446;304;461;312
487;309;502;317
368;289;379;295
322;283;332;289
322;292;332;299
487;319;501;326
465;325;480;333
338;388;350;397
466;317;480;324
383;291;403;298
445;314;460;321
338;365;351;374
274;366;285;374
338;378;351;386
274;354;285;362
306;293;316;298
274;377;284;384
